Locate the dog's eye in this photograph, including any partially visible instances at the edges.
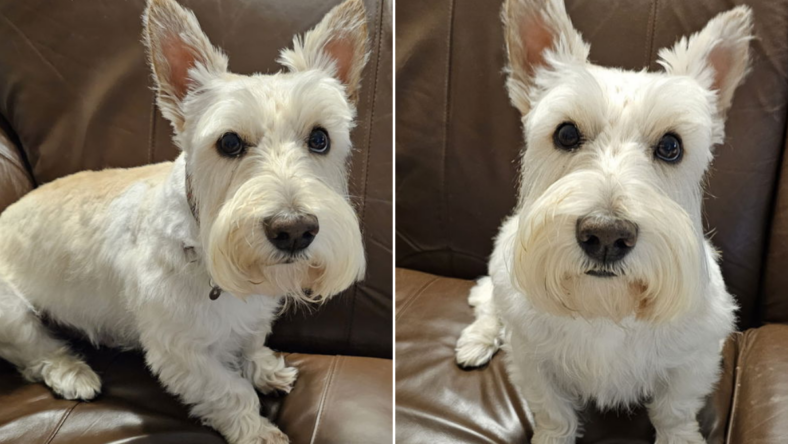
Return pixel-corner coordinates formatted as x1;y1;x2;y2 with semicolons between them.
307;127;330;154
217;132;246;158
553;122;582;150
655;133;682;163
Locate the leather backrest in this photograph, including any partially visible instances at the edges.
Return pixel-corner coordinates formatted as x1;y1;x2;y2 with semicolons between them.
396;0;788;328
0;0;391;357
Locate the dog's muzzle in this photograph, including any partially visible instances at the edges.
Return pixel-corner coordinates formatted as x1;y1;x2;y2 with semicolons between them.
576;214;639;271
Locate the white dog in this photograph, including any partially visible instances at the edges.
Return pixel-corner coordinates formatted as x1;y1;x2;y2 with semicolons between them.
455;1;752;443
0;0;368;442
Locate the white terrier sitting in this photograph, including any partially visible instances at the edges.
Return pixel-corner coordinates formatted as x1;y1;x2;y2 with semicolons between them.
0;0;368;442
455;1;752;443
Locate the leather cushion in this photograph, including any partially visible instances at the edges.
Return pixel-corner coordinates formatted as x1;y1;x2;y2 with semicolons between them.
395;268;738;444
0;342;392;444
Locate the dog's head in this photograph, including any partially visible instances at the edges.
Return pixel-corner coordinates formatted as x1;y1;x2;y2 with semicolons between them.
503;0;752;322
143;0;368;301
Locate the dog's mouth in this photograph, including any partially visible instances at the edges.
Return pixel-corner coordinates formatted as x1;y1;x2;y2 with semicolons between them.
586;269;617;278
277;252;310;265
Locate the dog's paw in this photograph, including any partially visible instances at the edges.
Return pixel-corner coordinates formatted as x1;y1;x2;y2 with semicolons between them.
41;357;101;401
531;431;575;444
234;424;289;444
455;328;499;368
655;430;705;444
255;364;298;395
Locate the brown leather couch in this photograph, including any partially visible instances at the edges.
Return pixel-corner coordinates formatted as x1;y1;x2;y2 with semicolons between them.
0;1;392;443
396;0;788;442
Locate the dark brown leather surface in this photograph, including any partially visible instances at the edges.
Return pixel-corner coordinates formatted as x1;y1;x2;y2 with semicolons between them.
395;268;750;444
0;0;391;358
724;324;788;444
0;340;392;444
395;0;788;329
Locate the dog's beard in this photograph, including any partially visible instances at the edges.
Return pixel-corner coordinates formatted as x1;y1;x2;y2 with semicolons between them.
205;177;365;303
512;170;706;323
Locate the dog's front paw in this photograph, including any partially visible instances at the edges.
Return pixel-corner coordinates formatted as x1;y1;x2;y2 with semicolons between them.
655;430;705;444
245;351;299;395
255;364;298;395
227;416;289;444
455;327;499;368
41;356;102;401
531;431;575;444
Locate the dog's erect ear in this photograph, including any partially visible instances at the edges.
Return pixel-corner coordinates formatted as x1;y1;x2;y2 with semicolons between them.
658;6;753;116
143;0;228;131
278;0;370;104
502;0;589;115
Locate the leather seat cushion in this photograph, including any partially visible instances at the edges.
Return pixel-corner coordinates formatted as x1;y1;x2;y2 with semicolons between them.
0;342;392;444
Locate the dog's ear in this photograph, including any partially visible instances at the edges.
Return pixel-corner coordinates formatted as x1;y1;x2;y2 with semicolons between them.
278;0;370;104
657;6;753;116
502;0;589;115
143;0;228;131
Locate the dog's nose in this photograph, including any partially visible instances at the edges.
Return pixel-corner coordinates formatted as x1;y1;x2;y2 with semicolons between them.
263;213;319;253
576;215;638;264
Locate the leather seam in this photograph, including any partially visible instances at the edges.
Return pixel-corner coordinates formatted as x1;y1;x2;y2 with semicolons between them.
309;355;340;444
396;275;440;321
725;333;747;444
441;0;456;275
44;401;79;444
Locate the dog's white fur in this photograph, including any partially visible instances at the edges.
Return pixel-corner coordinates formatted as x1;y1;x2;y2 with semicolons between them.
0;0;368;443
455;1;752;443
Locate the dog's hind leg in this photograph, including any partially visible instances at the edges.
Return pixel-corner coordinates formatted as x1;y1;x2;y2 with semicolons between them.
455;276;503;368
0;278;101;400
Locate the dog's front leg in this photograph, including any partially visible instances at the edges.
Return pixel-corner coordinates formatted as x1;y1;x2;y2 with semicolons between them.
241;332;298;395
507;342;579;444
142;333;288;444
647;357;718;444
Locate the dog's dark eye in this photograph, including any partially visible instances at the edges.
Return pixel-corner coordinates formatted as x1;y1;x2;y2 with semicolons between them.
554;122;582;150
655;133;682;163
307;127;330;154
217;132;246;158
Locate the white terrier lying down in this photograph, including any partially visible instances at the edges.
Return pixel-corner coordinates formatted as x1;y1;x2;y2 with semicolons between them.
456;1;752;443
0;0;368;442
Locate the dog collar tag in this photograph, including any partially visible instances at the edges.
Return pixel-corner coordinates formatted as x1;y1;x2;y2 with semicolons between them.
209;285;222;300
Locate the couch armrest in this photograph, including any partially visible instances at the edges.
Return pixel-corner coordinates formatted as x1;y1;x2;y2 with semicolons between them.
0;122;33;213
724;324;788;443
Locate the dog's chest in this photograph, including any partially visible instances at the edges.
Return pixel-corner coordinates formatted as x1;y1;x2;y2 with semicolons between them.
511;316;692;407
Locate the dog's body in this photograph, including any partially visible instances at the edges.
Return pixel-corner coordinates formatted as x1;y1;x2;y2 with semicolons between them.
455;1;752;443
0;1;369;443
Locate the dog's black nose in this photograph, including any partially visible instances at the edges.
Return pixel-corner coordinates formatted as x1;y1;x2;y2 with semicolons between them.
263;213;319;253
576;215;638;264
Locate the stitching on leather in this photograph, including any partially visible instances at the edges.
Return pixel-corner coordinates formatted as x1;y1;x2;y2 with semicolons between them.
309;355;340;444
396;275;440;321
441;0;456;275
44;401;79;444
725;332;746;444
644;0;658;68
345;0;385;353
